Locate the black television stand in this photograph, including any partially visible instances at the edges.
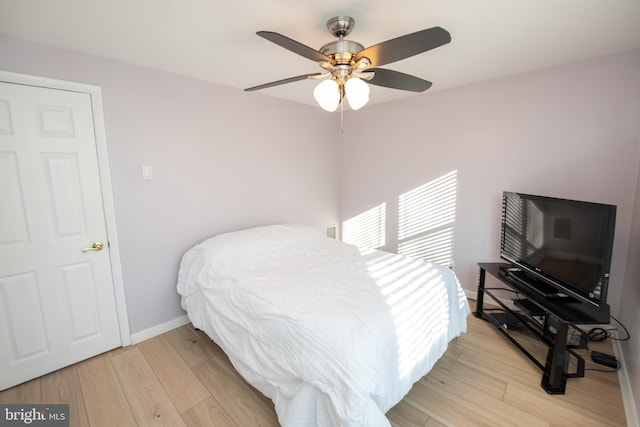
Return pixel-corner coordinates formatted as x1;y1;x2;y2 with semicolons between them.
502;268;561;298
474;262;610;394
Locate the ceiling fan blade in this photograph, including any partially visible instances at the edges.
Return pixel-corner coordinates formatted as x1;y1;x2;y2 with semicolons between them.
366;68;432;92
354;26;451;67
257;31;333;63
245;73;324;91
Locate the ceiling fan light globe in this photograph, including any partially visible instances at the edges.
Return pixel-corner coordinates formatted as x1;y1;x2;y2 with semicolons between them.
345;77;370;110
314;79;340;112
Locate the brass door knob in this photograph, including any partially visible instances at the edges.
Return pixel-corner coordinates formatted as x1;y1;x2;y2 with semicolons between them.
82;242;104;252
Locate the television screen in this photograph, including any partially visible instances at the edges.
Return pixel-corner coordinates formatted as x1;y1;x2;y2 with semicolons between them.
500;192;616;308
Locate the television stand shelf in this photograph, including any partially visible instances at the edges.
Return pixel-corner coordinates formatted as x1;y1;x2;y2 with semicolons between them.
474;262;610;394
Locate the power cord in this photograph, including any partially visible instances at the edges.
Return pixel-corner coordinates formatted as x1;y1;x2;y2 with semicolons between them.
587;327;610;342
585;366;619;373
587;315;630;342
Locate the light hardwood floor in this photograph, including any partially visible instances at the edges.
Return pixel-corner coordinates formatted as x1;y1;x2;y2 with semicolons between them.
0;300;626;426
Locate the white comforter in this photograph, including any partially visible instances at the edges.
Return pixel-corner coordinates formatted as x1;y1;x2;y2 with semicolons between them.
178;224;470;427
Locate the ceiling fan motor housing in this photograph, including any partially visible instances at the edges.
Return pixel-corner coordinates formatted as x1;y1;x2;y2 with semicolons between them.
320;39;364;65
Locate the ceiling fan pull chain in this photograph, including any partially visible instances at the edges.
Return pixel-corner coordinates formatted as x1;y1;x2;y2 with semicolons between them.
340;85;345;133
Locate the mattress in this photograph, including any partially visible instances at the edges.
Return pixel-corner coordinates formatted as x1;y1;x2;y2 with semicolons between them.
177;224;470;426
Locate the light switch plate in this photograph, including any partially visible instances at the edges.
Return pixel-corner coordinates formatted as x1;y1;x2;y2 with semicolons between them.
142;165;153;180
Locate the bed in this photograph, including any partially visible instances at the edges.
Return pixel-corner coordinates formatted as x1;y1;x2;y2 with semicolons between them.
177;224;470;427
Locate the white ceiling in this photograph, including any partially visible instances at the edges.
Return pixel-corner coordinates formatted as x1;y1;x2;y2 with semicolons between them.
1;0;639;108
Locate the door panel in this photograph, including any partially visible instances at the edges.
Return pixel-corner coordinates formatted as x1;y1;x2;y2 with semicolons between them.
0;81;121;390
44;153;87;236
1;272;49;360
0;152;29;245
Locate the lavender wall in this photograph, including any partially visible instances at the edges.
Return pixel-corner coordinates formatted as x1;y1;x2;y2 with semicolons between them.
0;35;340;334
339;48;640;411
621;145;640;414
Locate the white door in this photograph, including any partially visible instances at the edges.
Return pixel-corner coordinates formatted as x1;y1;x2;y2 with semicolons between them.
0;80;122;390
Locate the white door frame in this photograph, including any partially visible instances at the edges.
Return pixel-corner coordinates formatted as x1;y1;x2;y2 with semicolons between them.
0;70;131;346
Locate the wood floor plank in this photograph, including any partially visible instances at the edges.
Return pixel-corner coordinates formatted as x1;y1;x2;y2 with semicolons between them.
404;381;497;427
164;325;222;368
457;322;545;374
76;353;137;427
440;339;464;361
387;398;430;427
40;365;89;427
424;418;447;427
504;382;626;427
557;368;625;414
138;335;210;413
193;355;279;427
181;396;237;427
420;368;549;427
0;377;41;403
110;347;187;426
425;353;508;400
456;346;542;390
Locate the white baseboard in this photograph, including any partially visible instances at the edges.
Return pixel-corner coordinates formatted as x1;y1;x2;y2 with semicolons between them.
612;340;639;427
129;314;190;345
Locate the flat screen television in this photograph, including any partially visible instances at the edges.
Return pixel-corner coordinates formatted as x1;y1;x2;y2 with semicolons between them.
500;191;616;310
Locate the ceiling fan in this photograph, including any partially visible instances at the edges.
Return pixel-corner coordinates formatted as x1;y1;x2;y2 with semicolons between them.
245;16;451;112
